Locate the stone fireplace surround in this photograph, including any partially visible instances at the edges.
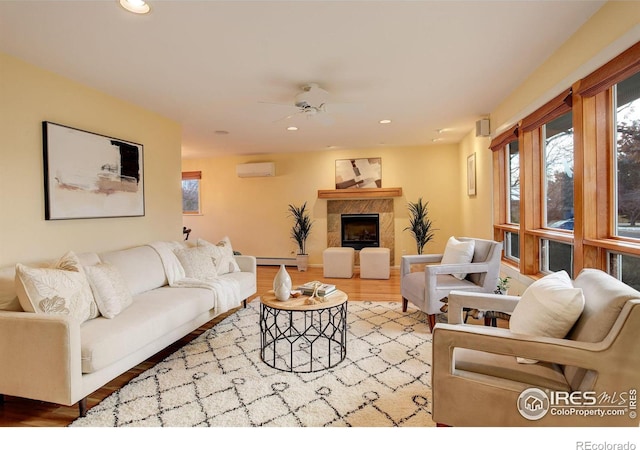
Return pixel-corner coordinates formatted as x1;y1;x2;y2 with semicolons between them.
327;199;394;265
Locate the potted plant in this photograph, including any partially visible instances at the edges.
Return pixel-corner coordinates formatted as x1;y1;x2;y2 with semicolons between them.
288;201;314;271
404;197;436;254
494;276;511;295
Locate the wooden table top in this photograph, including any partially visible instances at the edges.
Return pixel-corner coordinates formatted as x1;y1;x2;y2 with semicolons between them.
260;289;348;311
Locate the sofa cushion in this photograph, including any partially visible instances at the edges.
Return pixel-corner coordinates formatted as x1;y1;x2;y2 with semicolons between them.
197;237;240;275
80;286;215;373
15;251;99;323
173;246;217;282
99;246;167;295
441;236;475;280
510;270;585;363
84;262;133;319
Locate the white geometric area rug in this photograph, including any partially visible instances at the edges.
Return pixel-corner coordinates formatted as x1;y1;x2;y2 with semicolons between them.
70;301;435;427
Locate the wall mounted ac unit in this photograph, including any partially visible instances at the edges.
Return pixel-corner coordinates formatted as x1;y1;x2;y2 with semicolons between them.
236;162;275;178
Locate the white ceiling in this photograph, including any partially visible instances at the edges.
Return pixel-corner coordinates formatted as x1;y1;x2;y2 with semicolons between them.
0;1;605;159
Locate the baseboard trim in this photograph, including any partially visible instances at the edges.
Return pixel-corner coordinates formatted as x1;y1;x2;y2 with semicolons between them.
256;257;297;266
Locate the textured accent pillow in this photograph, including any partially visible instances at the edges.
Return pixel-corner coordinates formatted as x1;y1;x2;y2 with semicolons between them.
197;237;241;275
174;246;217;282
510;270;585;364
84;262;133;319
440;236;475;280
15;251;99;323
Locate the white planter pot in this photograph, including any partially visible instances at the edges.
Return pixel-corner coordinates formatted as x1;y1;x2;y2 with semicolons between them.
296;254;309;272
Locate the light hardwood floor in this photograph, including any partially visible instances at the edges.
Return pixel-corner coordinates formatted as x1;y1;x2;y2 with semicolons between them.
0;265;405;427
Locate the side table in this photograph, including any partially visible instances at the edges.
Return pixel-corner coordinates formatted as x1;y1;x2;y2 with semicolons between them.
259;290;348;372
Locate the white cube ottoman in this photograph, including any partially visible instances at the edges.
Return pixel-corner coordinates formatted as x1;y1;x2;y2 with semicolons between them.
323;247;355;278
360;247;390;279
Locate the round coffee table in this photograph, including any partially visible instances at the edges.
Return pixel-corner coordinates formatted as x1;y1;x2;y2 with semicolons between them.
259;290;348;372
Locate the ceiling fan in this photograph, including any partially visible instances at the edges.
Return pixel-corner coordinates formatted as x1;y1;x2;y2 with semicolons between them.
260;83;346;126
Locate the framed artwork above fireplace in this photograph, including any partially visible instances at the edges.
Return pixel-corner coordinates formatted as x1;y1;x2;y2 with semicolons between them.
335;158;382;189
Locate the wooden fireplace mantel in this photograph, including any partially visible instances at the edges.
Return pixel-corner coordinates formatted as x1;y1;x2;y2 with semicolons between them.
317;187;403;199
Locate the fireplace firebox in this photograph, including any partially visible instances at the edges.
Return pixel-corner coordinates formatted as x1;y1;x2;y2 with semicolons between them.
341;214;379;250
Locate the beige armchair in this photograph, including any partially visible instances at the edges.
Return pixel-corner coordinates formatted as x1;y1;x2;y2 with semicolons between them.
432;268;640;427
400;237;502;331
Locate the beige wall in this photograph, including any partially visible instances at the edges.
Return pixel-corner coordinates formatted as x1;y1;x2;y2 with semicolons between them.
492;1;640;134
458;132;493;239
0;53;183;266
182;144;464;266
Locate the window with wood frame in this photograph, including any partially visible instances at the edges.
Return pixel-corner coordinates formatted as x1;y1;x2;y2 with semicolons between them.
181;171;201;215
492;41;640;287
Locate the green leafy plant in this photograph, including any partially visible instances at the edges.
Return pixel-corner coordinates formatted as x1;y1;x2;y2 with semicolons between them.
288;202;314;255
404;197;436;254
495;276;511;294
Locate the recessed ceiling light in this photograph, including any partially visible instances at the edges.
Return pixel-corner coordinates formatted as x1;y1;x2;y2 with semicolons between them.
379;119;392;124
215;130;229;135
287;126;298;131
119;0;151;14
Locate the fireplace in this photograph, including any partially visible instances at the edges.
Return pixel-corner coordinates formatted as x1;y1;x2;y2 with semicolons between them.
341;214;379;250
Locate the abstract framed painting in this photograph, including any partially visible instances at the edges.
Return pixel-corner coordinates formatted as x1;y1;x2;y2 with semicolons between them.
467;152;477;196
335;158;382;189
42;121;144;220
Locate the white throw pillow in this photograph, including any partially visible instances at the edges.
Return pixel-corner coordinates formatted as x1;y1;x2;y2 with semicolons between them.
84;262;133;319
440;236;475;280
197;237;241;275
173;246;218;282
15;251;99;323
509;270;585;364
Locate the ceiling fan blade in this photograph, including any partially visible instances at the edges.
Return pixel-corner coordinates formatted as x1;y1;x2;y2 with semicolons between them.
273;110;304;123
315;112;335;126
258;101;298;109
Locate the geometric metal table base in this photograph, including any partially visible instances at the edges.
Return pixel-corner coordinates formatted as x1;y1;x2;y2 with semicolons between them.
259;291;348;373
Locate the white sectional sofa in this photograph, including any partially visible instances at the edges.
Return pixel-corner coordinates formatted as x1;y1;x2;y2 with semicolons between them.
0;239;257;416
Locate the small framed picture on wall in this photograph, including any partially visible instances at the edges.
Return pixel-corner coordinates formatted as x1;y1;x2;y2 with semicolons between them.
467;153;476;196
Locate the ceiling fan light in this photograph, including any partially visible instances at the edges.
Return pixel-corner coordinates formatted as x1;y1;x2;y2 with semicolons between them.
119;0;150;14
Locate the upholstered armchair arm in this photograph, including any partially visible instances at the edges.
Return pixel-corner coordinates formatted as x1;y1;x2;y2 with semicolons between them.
425;262;489;277
432;323;608;373
447;290;520;324
400;254;443;277
234;255;257;274
0;311;82;406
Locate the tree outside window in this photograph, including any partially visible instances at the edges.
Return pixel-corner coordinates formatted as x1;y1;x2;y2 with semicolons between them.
182;171;201;215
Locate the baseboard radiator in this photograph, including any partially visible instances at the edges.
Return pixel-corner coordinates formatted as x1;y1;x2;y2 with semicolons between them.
256;257;297;266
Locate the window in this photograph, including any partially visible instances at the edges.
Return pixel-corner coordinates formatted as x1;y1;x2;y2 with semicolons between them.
508;140;520;224
182;171;201;215
492;40;640;283
504;231;520;261
541;239;573;277
490;125;520;267
609;252;640;290
543;112;574;230
614;71;640;240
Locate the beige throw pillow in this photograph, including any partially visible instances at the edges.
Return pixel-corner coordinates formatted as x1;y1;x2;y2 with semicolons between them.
84;262;133;319
440;236;475;280
509;270;585;364
15;251;99;323
197;237;241;275
174;246;218;282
